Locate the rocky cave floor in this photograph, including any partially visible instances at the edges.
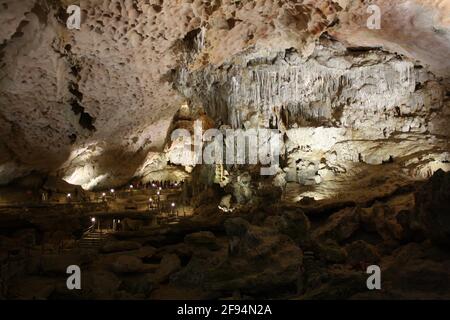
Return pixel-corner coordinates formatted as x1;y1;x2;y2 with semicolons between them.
1;166;450;300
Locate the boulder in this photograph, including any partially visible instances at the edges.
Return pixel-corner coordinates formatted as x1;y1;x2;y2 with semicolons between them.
373;242;450;299
256;184;283;201
120;274;154;296
100;241;141;253
50;270;122;300
299;266;368;300
40;252;94;275
264;209;311;245
111;255;156;274
172;221;303;297
74;271;122;299
315;240;347;264
192;187;221;208
224;217;251;237
149;254;181;284
415;169;450;246
345;240;380;267
359;204;403;241
184;231;220;251
135;246;157;259
153;243;192;265
225;217;251;256
298;253;328;293
313;207;360;242
13;229;37;247
122;218;144;231
396;209;425;242
7;276;56;300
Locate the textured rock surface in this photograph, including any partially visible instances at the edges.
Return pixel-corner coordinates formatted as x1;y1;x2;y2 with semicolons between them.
0;0;449;188
100;240;141;253
415;169;450;246
330;0;450;81
2;170;450;300
171;217;303;297
178;37;449;188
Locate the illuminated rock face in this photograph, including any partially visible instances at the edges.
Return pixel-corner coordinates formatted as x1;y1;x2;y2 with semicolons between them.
178;39;450;187
330;0;450;81
178;40;443;132
0;0;449;189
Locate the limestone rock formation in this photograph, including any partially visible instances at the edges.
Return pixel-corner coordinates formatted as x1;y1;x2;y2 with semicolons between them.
0;0;448;188
111;255;155;274
415;169;450;246
171;217;303;298
1;0;450;302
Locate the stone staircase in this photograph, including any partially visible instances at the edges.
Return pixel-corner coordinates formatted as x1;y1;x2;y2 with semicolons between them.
78;231;110;249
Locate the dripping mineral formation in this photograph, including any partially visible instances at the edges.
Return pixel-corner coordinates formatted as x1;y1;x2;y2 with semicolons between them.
0;0;450;301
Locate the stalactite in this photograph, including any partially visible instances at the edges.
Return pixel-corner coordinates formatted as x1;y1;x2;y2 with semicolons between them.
194;26;206;52
176;47;438;131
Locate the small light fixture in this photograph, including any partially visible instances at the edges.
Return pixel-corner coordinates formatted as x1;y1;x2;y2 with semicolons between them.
102;192;106;196
67;193;71;198
130;185;134;189
110;189;115;193
91;217;96;222
171;202;175;207
157;191;160;195
149;198;153;202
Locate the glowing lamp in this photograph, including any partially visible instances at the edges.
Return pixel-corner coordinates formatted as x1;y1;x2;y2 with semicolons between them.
91;217;96;222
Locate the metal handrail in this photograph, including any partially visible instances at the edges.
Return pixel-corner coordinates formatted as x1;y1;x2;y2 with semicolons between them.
82;224;95;237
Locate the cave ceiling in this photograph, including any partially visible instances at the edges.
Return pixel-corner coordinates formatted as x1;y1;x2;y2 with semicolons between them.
0;0;449;188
